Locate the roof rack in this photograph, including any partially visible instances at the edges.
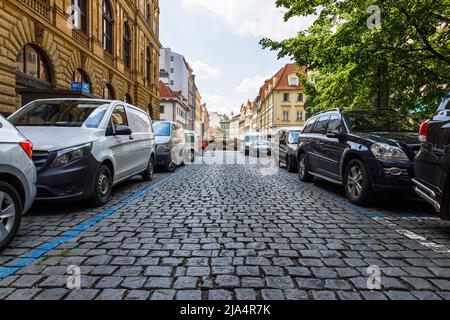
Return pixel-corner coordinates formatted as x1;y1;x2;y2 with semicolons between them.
311;108;340;117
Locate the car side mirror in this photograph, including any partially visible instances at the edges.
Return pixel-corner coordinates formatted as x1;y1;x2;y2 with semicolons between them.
115;125;132;136
326;130;341;139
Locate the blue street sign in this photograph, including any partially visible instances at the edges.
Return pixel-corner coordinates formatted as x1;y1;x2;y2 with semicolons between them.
71;82;90;94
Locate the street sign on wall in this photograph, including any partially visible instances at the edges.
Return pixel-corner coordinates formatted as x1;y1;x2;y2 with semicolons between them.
70;82;90;94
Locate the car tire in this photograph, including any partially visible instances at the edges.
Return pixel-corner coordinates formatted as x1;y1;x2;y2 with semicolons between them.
286;155;296;173
189;150;195;163
141;156;155;182
0;181;23;252
166;162;177;172
90;165;113;207
298;153;314;182
439;182;450;221
344;159;374;205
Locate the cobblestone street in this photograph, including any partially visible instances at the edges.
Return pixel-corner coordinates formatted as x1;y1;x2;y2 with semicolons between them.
1;152;450;300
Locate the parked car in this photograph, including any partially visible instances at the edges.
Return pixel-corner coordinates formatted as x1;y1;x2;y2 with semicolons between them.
8;99;155;206
0;115;36;251
242;132;263;156
297;109;420;205
153;121;186;171
413;93;450;220
185;130;200;162
273;128;302;172
250;140;272;157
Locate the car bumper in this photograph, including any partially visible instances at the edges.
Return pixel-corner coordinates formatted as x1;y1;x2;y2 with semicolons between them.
35;154;99;201
366;159;415;193
155;150;172;167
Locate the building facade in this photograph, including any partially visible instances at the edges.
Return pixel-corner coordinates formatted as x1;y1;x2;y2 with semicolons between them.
258;64;307;136
229;113;240;140
159;47;196;130
0;0;161;117
159;80;188;128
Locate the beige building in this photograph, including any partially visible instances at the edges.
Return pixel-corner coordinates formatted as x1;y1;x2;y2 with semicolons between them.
194;89;202;136
257;64;307;136
0;0;161;117
229;113;240;140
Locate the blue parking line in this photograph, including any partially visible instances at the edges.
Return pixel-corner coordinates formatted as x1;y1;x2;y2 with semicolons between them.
0;167;188;280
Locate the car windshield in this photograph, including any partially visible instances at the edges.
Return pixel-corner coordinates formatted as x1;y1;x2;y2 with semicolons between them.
343;110;419;133
255;140;270;146
245;135;261;142
8;101;109;128
288;131;301;144
154;122;171;136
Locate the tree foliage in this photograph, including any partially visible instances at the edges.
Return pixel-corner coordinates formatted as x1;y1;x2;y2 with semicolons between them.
261;0;450;118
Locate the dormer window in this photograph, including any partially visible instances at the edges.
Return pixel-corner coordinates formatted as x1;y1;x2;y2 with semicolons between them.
289;76;298;86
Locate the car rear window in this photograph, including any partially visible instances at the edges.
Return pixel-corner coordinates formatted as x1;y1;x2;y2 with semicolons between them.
303;118;317;133
313;115;330;135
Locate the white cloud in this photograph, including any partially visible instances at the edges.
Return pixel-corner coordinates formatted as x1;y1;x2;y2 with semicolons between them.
182;0;316;41
236;75;267;94
202;93;240;115
187;59;222;80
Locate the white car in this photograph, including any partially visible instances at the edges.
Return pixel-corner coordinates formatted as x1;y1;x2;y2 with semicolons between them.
0;114;36;251
242;132;264;156
153;121;186;172
184;130;200;162
8;99;156;206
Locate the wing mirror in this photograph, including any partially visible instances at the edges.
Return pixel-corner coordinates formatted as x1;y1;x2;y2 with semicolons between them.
115;125;132;136
326;130;341;139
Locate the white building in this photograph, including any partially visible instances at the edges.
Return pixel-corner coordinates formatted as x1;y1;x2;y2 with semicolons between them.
159;81;189;128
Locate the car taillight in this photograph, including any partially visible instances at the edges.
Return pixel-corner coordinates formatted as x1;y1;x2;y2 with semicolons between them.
19;141;33;159
419;119;430;143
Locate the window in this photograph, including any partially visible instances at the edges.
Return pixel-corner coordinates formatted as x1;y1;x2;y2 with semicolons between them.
328;114;342;132
124;93;132;104
296;111;303;121
297;93;304;102
283;111;289;121
283;93;290;102
102;0;113;53
103;83;115;100
110;106;128;130
170;56;174;62
313;115;330;135
170;68;174;73
127;106;151;133
288;77;298;86
16;45;51;86
123;23;131;68
146;2;152;24
170;80;174;85
146;46;151;82
303;118;316;133
160;105;165;113
71;0;87;32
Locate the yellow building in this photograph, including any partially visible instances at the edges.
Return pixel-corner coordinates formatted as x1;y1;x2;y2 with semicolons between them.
194;88;202;136
257;64;307;136
0;0;161;118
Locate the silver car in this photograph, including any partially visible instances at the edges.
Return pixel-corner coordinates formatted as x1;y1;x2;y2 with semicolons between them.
8;99;155;206
0;114;36;251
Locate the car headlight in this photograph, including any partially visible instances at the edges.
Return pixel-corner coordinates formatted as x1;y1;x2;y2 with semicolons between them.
51;143;92;167
370;143;409;161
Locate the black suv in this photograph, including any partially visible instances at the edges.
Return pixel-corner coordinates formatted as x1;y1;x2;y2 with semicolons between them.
297;109;420;205
413;93;450;220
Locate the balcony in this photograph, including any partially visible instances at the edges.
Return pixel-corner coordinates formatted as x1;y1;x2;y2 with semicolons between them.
18;0;51;21
72;29;90;49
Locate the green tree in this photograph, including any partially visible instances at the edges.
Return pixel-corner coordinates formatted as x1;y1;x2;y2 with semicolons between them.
261;0;450;118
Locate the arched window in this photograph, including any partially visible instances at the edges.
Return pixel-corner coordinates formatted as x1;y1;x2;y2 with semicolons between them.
16;44;52;88
71;0;87;32
146;46;151;83
123;22;131;68
125;93;133;104
102;0;113;53
103;84;115;100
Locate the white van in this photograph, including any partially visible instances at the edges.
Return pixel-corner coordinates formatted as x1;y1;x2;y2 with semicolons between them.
8;99;156;206
242;132;264;156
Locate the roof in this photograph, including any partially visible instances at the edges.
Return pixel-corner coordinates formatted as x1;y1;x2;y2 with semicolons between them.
259;64;307;101
159;81;179;98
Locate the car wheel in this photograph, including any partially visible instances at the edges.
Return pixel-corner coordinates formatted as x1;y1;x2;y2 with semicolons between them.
344;159;374;205
0;182;22;252
286;155;296;173
298;153;314;182
189;150;195;163
166;162;177;172
142;156;155;182
90;165;112;207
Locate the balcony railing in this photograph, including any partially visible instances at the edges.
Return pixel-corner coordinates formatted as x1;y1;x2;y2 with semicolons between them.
72;29;90;49
18;0;51;21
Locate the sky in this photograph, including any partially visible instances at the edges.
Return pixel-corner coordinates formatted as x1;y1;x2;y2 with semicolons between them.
159;0;316;115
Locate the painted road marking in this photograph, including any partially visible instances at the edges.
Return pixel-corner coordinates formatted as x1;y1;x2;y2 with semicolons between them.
0;166;189;280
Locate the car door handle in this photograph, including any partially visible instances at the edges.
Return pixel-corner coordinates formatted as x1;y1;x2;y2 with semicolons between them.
129;136;134;140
